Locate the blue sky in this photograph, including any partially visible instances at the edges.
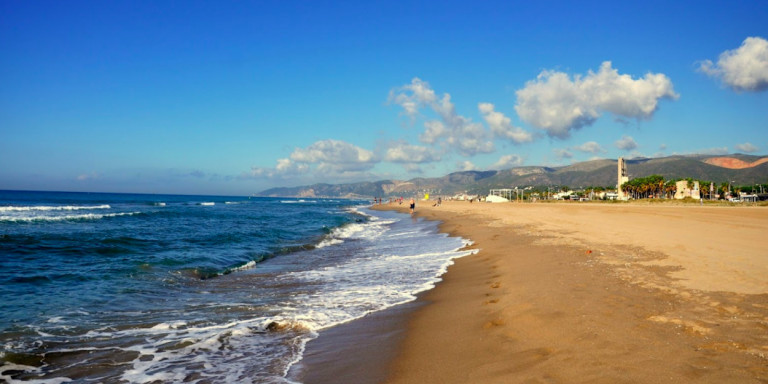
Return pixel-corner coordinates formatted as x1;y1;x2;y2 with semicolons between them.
1;1;767;195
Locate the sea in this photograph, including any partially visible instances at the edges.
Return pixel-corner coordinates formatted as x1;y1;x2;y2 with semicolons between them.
0;190;473;383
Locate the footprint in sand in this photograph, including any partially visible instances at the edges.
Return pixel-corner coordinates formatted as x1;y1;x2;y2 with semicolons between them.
483;318;506;328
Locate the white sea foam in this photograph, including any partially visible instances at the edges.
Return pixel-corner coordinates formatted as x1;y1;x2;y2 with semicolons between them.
0;211;141;223
346;206;372;217
226;260;258;273
198;202;215;206
0;204;111;212
1;207;474;383
277;211;475;378
0;362;73;384
150;321;187;330
315;215;397;249
128;210;469;383
315;238;343;248
92;315;304;383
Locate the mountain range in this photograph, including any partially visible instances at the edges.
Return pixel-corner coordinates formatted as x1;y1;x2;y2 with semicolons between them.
257;154;768;198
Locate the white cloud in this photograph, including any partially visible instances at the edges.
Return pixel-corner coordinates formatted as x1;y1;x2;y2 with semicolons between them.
77;172;99;181
391;78;496;156
573;141;606;154
449;120;495;157
554;148;573;159
420;121;448;144
383;142;441;163
249;139;377;179
478;103;533;144
457;160;477;171
735;142;759;153
388;77;437;118
402;164;423;173
698;147;730;156
515;61;678;138
652;143;668;158
615;135;638;151
275;158;309;175
289;139;375;165
699;36;768;92
628;150;645;159
248;157;309;179
492;154;524;169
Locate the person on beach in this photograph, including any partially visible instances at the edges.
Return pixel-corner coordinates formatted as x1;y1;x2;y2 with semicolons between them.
409;198;415;214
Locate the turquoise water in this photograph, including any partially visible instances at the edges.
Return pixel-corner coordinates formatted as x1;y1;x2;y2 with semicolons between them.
0;191;473;383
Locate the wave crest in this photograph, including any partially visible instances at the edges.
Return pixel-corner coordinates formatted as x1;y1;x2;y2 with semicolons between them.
0;205;111;212
0;212;140;223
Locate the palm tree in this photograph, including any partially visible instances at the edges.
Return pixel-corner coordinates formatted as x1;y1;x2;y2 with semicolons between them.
656;178;665;199
698;180;712;200
720;182;729;199
621;181;631;199
665;180;677;199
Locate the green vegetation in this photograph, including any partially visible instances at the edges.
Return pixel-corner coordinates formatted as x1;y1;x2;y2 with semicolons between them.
620;175;673;199
618;175;768;201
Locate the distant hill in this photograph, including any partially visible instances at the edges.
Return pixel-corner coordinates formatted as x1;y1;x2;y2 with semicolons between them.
256;154;768;198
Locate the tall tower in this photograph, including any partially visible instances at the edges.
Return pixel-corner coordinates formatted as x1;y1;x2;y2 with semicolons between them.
617;157;629;200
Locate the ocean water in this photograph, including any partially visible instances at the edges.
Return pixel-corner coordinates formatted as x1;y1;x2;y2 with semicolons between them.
0;190;473;383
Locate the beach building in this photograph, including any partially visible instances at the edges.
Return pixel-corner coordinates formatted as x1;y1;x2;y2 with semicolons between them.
617;157;630;200
740;193;758;202
553;190;577;200
487;189;512;203
674;180;701;199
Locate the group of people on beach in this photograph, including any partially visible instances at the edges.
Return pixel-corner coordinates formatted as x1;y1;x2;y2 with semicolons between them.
372;196;442;215
373;196;417;213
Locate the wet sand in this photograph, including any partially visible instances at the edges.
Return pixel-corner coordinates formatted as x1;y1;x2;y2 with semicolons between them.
294;300;423;384
381;201;768;383
300;201;768;383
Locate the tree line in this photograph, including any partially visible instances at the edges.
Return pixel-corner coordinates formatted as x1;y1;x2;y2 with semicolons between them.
621;175;767;200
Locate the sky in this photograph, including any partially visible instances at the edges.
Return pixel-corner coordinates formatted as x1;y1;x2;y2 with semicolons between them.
1;1;767;196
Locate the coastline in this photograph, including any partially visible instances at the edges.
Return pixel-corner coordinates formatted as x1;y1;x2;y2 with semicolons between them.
379;201;768;383
298;201;767;383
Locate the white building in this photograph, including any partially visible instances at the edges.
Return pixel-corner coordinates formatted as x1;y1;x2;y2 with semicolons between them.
617;157;630;200
674;180;700;199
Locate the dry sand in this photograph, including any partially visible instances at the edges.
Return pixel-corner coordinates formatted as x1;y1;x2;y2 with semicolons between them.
378;201;768;383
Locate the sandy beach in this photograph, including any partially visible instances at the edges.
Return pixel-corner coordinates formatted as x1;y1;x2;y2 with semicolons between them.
373;201;768;383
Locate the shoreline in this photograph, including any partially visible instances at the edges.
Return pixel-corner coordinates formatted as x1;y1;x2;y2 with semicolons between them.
293;300;424;384
299;201;768;383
